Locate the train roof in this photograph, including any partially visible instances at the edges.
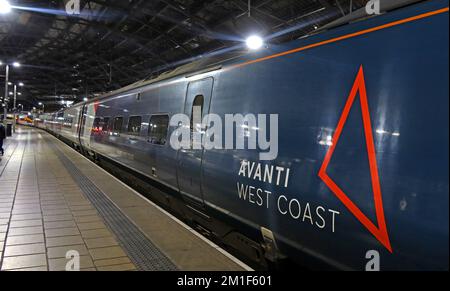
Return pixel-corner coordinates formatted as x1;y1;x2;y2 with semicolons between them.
73;50;246;108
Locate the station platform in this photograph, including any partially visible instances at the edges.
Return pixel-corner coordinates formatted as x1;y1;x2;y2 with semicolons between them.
0;126;250;271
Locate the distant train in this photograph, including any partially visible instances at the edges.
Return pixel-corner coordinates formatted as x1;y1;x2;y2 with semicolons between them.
36;0;449;270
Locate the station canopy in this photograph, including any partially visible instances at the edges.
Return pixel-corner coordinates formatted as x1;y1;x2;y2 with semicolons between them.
0;0;368;111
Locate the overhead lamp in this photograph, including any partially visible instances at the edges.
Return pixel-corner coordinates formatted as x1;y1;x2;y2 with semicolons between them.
245;35;264;50
83;97;88;102
0;0;11;14
18;92;22;96
19;82;24;86
12;62;20;67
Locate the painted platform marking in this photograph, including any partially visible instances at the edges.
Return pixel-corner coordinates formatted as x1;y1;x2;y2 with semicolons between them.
318;65;392;253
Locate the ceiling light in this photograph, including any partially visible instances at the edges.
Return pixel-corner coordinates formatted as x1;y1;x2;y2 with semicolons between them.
12;62;20;67
246;35;264;50
0;0;11;14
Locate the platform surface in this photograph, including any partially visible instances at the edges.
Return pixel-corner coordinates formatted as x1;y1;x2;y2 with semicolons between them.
0;127;249;271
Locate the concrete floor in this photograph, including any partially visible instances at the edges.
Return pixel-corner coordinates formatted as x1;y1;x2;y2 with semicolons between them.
0;127;249;271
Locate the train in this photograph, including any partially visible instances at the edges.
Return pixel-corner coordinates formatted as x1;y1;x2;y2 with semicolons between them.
36;0;449;270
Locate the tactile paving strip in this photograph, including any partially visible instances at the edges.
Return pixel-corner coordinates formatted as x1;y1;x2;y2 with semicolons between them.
49;141;178;271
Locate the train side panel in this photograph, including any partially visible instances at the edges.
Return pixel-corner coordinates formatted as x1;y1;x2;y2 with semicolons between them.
202;0;449;270
59;105;83;145
82;82;188;192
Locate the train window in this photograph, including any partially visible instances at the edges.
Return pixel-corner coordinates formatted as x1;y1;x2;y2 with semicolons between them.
63;117;73;128
113;117;124;133
102;117;110;131
92;118;101;132
191;95;204;134
127;116;142;135
148;115;169;145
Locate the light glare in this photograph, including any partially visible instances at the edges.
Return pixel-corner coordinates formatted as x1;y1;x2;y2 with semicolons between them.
0;0;11;14
246;35;264;50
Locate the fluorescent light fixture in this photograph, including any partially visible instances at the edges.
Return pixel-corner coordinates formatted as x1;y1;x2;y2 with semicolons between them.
19;82;24;86
246;35;264;50
0;0;11;14
12;62;20;67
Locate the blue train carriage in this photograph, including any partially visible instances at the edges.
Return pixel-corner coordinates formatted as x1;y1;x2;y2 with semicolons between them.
53;0;448;270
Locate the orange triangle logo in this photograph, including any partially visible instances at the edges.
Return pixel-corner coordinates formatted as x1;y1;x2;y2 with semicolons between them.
318;65;392;253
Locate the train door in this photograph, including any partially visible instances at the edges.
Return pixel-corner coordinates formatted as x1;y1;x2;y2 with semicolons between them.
177;77;214;207
78;105;87;147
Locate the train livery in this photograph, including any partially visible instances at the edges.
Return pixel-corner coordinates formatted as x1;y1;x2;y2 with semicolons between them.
37;0;449;270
